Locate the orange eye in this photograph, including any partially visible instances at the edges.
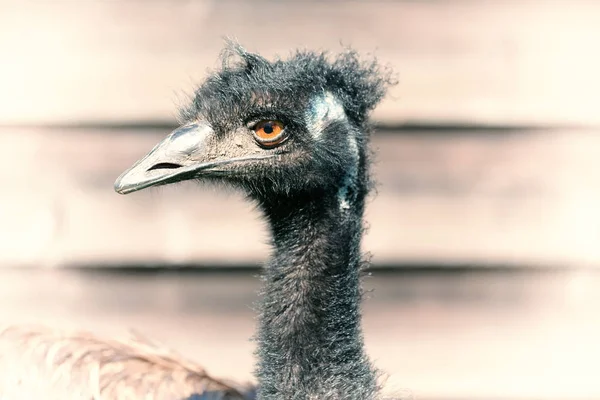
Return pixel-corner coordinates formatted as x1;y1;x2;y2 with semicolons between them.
253;120;286;147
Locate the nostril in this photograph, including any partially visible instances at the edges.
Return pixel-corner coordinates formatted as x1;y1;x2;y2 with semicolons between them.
147;163;182;171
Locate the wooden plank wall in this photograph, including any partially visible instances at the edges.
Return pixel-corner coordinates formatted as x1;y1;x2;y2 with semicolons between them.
1;0;599;125
1;0;599;268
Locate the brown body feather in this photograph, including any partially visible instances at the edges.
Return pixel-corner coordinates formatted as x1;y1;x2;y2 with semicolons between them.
0;326;252;400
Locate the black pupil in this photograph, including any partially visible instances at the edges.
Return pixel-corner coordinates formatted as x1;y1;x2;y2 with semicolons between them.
263;123;274;134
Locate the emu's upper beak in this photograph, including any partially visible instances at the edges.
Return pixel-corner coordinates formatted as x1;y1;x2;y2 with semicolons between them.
114;122;214;195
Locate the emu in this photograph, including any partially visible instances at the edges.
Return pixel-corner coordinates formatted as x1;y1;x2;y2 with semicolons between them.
1;43;393;400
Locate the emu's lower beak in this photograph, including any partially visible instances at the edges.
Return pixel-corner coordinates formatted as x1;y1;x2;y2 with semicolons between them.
114;122;214;195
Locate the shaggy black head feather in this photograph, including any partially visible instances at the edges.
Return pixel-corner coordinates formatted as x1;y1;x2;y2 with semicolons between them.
176;43;392;207
179;42;390;130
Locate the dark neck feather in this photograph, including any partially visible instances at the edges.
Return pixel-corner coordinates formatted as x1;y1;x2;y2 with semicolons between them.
255;187;378;400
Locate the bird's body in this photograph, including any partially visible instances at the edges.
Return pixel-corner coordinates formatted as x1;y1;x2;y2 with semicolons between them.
0;326;254;400
1;43;392;399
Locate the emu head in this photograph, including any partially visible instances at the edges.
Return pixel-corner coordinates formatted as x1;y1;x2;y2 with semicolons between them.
115;44;390;205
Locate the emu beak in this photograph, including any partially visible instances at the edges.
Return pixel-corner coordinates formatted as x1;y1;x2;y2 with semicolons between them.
114;122;214;194
115;122;278;195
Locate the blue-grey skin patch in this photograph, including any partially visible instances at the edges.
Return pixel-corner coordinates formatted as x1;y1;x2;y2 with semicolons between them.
306;92;347;140
306;92;359;212
338;144;358;213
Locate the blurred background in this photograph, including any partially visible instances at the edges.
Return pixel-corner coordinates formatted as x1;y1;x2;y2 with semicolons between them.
1;0;600;399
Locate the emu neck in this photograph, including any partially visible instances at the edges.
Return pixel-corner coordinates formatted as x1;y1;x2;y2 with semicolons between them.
256;191;377;400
